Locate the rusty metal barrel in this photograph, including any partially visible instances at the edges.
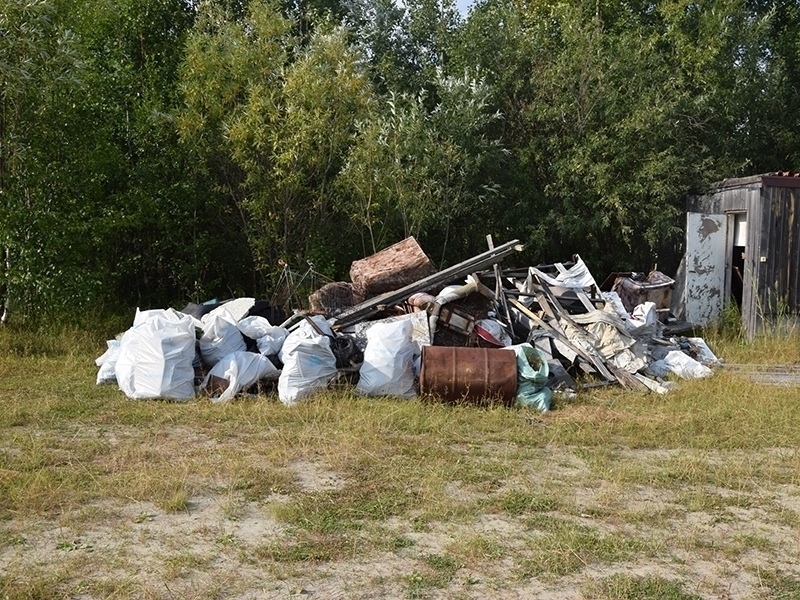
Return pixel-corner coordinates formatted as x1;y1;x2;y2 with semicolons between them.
419;346;518;405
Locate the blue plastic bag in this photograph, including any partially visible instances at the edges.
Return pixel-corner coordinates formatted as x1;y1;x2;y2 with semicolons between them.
509;343;552;412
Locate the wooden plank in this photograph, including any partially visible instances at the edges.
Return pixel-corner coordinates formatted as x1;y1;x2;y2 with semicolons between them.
534;276;581;328
634;374;670;394
609;363;650;392
487;234;512;327
508;297;554;334
514;291;611;379
529;288;566;336
513;290;642;388
533;277;643;387
573;288;600;313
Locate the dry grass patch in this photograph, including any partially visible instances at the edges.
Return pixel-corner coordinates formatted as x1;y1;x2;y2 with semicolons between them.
4;325;800;598
583;573;703;599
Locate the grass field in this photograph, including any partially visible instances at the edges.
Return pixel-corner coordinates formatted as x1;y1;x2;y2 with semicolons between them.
1;324;800;599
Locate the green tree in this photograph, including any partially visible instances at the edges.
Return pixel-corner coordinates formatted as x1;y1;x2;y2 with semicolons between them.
451;0;779;272
343;0;461;96
0;0;83;320
337;71;504;263
67;0;254;309
180;0;373;281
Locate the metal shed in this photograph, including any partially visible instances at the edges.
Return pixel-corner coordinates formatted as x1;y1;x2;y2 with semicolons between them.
674;172;800;339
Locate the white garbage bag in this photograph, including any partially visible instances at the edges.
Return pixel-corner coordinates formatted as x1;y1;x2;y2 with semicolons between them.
237;316;289;356
654;350;713;379
133;315;196;400
200;310;246;368
115;327;142;398
201;351;279;403
277;318;337;406
687;337;722;366
115;313;197;400
95;339;121;385
133;307;192;327
355;319;416;398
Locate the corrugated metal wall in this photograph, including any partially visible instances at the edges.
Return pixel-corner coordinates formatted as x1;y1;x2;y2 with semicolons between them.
759;186;800;316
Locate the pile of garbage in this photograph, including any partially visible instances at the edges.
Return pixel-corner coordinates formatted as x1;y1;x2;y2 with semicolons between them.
95;236;721;411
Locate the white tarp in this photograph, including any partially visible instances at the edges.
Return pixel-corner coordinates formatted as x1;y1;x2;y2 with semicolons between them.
566;308;649;374
527;255;598;290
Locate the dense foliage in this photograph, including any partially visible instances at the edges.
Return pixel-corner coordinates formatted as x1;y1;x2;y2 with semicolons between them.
1;0;798;320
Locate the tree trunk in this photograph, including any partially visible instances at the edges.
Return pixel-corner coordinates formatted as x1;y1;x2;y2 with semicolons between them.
350;236;437;298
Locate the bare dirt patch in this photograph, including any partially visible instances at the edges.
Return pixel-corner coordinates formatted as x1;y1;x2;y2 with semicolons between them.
3;436;800;599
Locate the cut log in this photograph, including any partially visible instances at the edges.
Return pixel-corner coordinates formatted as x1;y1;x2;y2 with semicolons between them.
350;237;437;297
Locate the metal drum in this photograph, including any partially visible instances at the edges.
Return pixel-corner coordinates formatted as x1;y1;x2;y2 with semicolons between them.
419;346;517;405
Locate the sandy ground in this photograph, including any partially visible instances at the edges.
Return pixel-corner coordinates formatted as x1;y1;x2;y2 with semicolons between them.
2;445;800;599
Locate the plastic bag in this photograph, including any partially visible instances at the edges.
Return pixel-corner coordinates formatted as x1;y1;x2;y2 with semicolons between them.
133;307;200;328
687;337;721;366
115;327;142;398
133;315;196;400
237;316;289;356
277;319;337;406
298;315;334;339
508;343;552;412
647;359;671;379
355;319;416;398
199;310;246;368
134;307;176;327
95;339;121;385
114;313;196;400
201;351;279;403
659;350;713;379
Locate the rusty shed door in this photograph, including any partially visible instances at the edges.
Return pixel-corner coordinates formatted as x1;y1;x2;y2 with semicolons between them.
685;213;727;325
